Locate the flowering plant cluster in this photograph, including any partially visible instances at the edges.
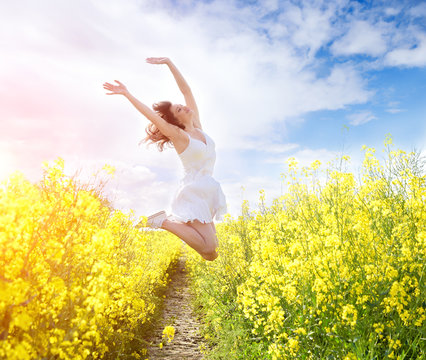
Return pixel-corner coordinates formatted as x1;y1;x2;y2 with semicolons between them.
0;159;182;359
186;138;425;359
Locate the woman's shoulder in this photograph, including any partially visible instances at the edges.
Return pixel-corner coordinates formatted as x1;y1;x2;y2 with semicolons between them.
172;128;191;154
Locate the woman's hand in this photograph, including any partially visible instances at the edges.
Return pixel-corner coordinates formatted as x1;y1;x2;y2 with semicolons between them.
146;57;171;65
146;56;200;127
103;80;129;96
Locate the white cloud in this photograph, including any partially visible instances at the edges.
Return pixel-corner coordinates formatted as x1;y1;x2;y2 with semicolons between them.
267;147;340;167
275;1;338;57
262;143;300;154
408;3;426;18
331;20;388;57
386;108;404;114
384;7;401;17
233;137;300;153
105;163;173;216
347;111;377;126
386;101;403;114
385;33;426;67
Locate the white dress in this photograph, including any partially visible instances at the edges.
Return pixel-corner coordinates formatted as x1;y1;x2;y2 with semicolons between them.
170;129;227;223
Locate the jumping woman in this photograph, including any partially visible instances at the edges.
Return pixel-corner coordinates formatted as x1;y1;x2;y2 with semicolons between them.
103;57;227;261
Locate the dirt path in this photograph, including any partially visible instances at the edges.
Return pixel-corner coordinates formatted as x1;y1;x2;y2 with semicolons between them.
146;253;206;359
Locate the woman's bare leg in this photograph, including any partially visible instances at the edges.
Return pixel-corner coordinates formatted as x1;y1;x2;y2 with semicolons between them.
210;222;217;245
161;219;219;261
186;220;219;261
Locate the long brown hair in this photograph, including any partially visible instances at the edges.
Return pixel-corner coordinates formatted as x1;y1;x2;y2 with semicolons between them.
142;101;185;151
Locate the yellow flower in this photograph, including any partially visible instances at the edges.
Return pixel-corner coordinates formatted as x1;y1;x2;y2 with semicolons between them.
0;158;182;359
294;327;307;336
162;325;175;343
102;164;116;176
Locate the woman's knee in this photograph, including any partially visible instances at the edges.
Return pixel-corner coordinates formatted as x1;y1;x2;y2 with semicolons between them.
202;240;218;261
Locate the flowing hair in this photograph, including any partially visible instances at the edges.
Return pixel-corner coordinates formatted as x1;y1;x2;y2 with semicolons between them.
141;101;185;152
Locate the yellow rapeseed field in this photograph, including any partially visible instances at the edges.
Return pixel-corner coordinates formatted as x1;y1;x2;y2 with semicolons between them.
0;159;182;359
186;137;425;359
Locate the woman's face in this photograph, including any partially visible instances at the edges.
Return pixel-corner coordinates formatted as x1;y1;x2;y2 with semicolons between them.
171;103;193;125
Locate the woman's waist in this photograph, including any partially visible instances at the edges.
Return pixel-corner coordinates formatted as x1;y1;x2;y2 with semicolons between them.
181;169;215;181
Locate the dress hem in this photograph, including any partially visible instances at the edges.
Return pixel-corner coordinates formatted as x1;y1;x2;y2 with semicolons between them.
169;210;226;224
169;214;213;224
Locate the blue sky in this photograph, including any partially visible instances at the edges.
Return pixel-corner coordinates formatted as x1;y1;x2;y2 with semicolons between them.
1;0;425;218
293;66;426;150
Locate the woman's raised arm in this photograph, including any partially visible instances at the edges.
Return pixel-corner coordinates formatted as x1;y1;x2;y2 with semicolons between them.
103;80;181;139
146;57;201;129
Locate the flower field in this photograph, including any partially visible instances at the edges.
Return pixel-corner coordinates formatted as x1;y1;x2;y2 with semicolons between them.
186;139;426;359
0;159;182;359
1;138;425;359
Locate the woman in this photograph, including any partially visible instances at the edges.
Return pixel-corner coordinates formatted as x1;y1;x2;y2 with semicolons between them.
103;57;227;261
